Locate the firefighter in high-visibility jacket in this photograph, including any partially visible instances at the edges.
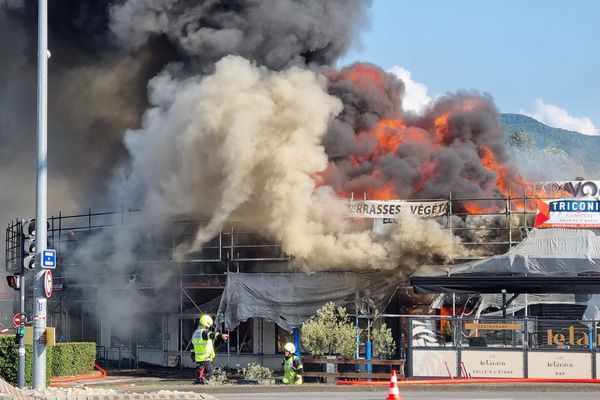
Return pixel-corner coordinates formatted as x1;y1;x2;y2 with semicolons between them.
190;315;229;384
281;342;303;384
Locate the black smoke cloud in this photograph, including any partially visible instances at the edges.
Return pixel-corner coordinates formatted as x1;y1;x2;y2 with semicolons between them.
109;0;370;71
322;63;517;203
0;0;372;225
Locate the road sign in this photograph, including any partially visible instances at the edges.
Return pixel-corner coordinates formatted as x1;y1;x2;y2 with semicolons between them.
42;249;56;269
13;313;21;326
44;270;53;298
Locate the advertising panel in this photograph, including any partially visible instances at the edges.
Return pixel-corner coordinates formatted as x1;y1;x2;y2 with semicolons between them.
461;350;524;378
534;198;600;228
349;200;449;219
412;349;457;377
528;352;592;379
534;180;600;198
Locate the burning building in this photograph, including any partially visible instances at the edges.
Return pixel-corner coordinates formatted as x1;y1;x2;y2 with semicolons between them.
1;0;595;372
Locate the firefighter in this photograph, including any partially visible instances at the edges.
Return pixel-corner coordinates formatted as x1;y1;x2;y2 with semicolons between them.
281;342;303;385
190;314;229;384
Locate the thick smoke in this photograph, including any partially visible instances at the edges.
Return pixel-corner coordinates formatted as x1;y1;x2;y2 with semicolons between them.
0;0;371;224
114;56;457;270
323;64;520;203
0;2;172;229
108;0;370;70
2;0;532;340
0;0;22;9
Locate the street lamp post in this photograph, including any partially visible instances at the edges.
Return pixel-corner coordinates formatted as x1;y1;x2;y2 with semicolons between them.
33;0;49;389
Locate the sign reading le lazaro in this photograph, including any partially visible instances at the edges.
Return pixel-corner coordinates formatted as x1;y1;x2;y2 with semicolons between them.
349;200;449;219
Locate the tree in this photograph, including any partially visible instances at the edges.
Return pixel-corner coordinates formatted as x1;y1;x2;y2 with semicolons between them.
300;302;357;359
371;322;396;359
507;129;535;150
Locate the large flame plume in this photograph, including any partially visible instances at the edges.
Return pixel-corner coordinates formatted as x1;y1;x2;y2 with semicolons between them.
323;63;549;214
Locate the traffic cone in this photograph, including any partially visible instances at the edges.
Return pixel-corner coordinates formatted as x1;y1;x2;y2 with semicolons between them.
386;369;403;400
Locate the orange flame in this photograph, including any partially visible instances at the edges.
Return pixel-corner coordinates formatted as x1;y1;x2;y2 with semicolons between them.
320;64;575;212
341;64;386;91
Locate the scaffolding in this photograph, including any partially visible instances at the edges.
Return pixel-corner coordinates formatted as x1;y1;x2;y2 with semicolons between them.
3;193;543;366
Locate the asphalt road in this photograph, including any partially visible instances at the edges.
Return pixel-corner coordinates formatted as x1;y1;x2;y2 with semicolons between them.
213;390;600;400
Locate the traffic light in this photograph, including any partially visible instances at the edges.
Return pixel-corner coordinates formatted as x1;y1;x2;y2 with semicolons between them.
6;275;20;290
21;219;36;270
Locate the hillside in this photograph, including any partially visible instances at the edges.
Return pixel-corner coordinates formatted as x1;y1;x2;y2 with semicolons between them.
500;113;600;176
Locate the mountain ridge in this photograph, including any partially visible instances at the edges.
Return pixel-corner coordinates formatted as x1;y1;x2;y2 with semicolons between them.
500;113;600;176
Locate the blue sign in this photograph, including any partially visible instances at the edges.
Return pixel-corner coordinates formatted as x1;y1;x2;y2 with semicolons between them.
42;249;56;269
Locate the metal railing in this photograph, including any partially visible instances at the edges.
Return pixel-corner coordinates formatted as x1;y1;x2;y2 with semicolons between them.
407;315;600;379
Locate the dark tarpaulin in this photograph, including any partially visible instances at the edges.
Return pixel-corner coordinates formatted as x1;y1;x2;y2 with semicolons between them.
216;272;400;331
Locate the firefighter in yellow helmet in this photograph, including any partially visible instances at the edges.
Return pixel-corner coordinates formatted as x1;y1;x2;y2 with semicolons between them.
281;342;303;384
190;314;229;384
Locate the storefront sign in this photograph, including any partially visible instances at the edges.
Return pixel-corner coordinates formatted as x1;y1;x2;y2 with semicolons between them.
536;180;600;198
462;350;523;378
349;200;449;219
534;198;600;228
546;325;593;347
464;323;521;330
528;352;592;379
412;349;457;377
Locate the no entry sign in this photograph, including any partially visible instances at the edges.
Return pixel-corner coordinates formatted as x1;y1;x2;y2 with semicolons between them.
44;270;53;298
12;313;21;326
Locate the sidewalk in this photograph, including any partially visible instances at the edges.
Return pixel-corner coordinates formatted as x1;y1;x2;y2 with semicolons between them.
0;376;216;400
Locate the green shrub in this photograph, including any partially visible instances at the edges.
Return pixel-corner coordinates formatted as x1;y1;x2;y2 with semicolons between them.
50;342;96;377
207;367;229;385
0;335;19;383
0;336;95;386
371;323;396;359
241;362;273;380
301;302;357;359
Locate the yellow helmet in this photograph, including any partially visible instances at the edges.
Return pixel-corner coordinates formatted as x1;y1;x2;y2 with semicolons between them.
199;314;213;328
284;342;295;353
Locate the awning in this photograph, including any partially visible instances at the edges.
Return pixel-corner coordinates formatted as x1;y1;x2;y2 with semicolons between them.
411;275;600;294
217;271;401;331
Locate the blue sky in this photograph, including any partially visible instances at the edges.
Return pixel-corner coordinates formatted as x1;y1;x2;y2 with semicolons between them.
339;0;600;135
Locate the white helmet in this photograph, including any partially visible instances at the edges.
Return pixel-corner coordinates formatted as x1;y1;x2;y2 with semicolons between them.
284;342;295;353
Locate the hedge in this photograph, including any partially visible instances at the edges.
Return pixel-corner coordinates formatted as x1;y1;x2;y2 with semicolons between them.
0;336;96;386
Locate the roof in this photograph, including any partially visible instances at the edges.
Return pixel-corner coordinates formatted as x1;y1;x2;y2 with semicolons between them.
411;228;600;294
411;274;600;294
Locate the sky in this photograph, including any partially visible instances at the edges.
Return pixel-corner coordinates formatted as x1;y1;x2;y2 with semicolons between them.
339;0;600;135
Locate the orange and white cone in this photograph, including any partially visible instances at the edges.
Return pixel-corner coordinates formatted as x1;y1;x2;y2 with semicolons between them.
386;369;403;400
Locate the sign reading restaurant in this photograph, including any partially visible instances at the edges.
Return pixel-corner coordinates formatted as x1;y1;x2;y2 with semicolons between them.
464;323;521;330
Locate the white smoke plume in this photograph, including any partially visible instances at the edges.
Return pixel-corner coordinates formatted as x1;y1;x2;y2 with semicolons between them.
114;56;457;271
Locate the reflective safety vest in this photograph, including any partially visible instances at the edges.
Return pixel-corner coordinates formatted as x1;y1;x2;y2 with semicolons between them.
282;355;303;385
191;328;215;362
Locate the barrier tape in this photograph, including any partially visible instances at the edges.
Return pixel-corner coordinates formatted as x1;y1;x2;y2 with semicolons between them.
337;377;600;386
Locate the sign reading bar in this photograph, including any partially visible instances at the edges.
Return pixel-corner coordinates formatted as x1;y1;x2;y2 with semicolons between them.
464;323;521;330
349;200;449;219
534;198;600;228
528;352;592;379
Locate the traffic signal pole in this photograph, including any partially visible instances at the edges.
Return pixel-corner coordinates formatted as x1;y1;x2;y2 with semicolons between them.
33;0;48;389
18;274;25;389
